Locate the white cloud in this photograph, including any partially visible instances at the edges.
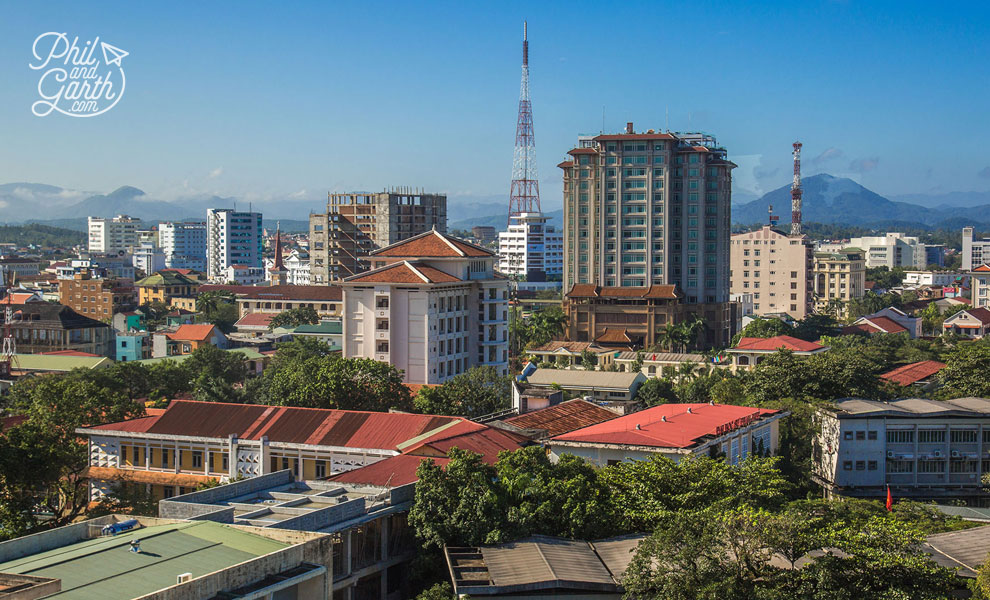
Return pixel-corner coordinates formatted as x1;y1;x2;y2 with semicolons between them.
208;167;223;179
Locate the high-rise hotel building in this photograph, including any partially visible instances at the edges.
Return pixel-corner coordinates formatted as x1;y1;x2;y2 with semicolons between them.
558;124;737;347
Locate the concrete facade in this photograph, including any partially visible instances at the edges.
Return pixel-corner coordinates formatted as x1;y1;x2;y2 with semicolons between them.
206;209;263;283
730;226;814;319
309;191;447;283
813;249;866;316
497;212;563;280
962;227;990;272
159;221;207;272
88;215;140;254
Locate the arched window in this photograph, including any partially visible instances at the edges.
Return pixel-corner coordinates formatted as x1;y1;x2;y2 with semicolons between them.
737;355;750;366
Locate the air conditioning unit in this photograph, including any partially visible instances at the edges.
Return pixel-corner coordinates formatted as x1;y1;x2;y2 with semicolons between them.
933;450;943;458
951;450;961;458
886;451;896;459
177;573;192;584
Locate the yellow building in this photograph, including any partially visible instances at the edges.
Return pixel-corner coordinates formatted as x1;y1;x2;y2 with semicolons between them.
813;249;866;316
135;270;200;306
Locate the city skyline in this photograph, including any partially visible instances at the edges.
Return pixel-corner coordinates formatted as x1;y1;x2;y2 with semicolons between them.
2;1;989;213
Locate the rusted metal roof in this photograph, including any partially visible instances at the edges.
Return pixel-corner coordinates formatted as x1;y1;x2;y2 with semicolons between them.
96;400;465;451
505;400;618;438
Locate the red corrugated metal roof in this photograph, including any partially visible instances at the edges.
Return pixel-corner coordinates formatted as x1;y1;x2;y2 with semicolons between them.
408;424;528;458
551;403;780;449
505;399;619;438
94;400;465;451
166;324;217;342
329;454;449;486
859;316;907;334
733;335;824;353
881;360;947;386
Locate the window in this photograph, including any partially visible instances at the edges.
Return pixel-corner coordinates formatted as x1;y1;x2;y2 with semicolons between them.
855;460;866;471
868;460;878;470
887;460;913;473
855;431;865;440
315;460;327;478
919;430;945;443
842;461;853;471
868;431;878;440
887;430;914;444
162;450;169;468
918;459;944;473
951;430;978;443
192;451;203;468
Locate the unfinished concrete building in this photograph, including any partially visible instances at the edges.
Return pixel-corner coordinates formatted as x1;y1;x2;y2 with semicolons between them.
309;190;447;282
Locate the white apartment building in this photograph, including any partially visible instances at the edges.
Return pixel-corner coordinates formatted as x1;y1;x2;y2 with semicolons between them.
814;397;990;502
341;230;509;384
159;221;207;271
87;215;140;254
840;233;926;269
131;241;165;275
972;264;990;309
206;209;263;282
903;271;967;288
963;227;990;271
497;212;563;280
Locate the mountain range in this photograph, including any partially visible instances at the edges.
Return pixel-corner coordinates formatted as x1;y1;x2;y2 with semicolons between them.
1;176;988;233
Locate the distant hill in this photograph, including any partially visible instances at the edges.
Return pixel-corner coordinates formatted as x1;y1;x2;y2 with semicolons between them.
451;208;563;232
733;174;990;229
0;223;85;248
890;190;990;209
59;186;200;221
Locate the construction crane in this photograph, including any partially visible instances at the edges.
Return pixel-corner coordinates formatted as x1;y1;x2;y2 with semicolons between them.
791;141;803;236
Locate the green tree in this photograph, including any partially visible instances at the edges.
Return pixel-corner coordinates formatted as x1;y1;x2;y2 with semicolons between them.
731;317;792;346
413;366;511;418
971;556;990;600
261;345;411;411
267;306;320;330
939;340;990;398
181;345;249;403
792;313;840;341
138;300;172;329
194;290;239;333
414;582;455;600
636;377;678;407
580;349;598;370
526;306;567;349
865;266;906;290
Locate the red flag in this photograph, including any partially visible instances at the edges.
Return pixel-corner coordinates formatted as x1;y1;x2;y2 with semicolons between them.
885;485;893;511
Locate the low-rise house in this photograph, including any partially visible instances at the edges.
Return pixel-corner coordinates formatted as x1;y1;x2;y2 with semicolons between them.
523;369;646;411
223;265;266;285
813;397;990;502
844;307;921;338
57;271;136;320
116;331;151;362
78;399;508;501
151;323;227;357
548;403;786;467
233;311;274;336
612;350;713;378
972;264;990;309
0;514;332;599
0;288;45;304
291;320;343;349
446;534;646;598
727;335;827;370
943;307;990;339
526;341;615;369
134;270;201;306
880;360;947;388
111;310;144;332
3;303;114;357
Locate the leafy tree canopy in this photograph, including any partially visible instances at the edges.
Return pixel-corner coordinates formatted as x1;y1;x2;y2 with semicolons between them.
268;306;320;330
413;366;511;418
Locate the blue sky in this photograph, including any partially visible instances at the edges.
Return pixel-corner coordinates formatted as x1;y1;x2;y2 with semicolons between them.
1;0;989;212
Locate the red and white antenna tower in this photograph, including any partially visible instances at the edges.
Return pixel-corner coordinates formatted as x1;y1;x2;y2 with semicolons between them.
790;141;803;236
508;21;540;223
0;306;18;379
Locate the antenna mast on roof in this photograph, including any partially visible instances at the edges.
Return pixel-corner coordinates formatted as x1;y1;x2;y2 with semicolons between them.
791;141;803;236
507;20;541;224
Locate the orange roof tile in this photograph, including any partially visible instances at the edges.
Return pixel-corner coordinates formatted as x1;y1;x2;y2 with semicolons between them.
556;160;574;169
372;230;493;258
881;360;947;386
345;261;462;284
733;335;825;353
165;323;217;342
595;328;634;344
566;284;680;300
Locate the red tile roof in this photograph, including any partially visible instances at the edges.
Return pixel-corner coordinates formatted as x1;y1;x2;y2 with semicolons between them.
556;160;574;169
88;400;464;452
372;230;494;258
505;399;618;438
345;261;462;284
974;264;990;272
166;324;218;342
856;316;908;334
969;307;990;325
595;328;635;344
592;133;677;141
529;341;608;354
881;360;947;386
235;312;275;328
568;148;598;155
551;403;780;449
733;335;825;353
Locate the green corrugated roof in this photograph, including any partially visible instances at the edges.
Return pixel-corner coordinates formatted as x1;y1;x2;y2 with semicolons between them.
135;347;266;365
293;321;342;335
13;354;113;371
135;271;197;287
0;521;287;599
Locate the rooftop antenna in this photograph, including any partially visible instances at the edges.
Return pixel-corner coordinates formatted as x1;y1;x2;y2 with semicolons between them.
601;105;605;134
665;105;669;132
507;20;541;225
